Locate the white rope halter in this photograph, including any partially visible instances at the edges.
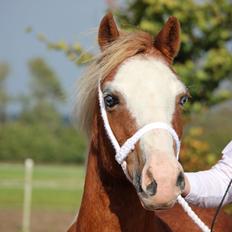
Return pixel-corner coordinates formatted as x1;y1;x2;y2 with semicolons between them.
98;83;210;232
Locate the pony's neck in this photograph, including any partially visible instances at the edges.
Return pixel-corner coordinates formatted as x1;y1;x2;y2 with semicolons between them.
75;114;171;232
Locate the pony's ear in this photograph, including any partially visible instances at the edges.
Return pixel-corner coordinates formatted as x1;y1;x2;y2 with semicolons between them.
154;16;180;63
98;12;119;50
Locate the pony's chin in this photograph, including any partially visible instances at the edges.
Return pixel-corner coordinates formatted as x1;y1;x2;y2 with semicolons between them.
139;197;177;211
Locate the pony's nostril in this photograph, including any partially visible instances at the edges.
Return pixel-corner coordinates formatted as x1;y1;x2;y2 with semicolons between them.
134;173;143;193
146;179;157;196
176;172;185;190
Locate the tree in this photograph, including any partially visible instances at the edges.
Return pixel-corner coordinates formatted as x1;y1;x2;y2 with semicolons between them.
28;58;65;104
0;63;9;123
20;58;66;125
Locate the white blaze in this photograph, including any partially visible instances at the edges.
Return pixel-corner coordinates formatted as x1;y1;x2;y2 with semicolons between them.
106;55;186;158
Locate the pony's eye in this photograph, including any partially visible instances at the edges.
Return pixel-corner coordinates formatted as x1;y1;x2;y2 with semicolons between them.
104;94;119;108
179;95;189;106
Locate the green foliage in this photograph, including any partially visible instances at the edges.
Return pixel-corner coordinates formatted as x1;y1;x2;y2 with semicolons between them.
19;57;66;124
28;58;65;103
181;101;232;172
0;122;86;164
36;33;93;65
181;126;217;171
189;102;232;155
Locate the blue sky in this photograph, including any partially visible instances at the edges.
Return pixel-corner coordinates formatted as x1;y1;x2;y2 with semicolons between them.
0;0;113;114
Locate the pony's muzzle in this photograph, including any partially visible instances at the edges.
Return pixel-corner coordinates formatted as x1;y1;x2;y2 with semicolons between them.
136;172;184;197
133;154;184;210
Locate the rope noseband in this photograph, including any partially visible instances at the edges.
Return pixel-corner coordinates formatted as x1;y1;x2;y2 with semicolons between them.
98;83;210;232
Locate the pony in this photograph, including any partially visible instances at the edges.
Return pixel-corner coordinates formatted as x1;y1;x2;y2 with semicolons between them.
68;13;232;232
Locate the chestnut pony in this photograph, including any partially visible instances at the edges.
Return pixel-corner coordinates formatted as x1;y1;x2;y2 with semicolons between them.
68;13;232;232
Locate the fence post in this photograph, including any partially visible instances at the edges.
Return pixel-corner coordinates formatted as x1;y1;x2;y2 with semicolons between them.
22;159;34;232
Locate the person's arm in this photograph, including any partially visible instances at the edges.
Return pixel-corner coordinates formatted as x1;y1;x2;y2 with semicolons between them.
183;140;232;208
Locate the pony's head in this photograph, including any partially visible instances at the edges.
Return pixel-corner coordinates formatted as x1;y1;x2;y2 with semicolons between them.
76;13;189;210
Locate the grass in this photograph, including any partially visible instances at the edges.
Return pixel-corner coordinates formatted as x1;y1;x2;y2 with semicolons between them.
0;163;85;212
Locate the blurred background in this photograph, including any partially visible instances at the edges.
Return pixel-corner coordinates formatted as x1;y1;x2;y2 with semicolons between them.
0;0;231;231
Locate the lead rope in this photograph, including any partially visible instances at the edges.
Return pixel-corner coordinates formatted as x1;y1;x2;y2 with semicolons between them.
210;178;232;231
98;84;211;232
177;196;210;232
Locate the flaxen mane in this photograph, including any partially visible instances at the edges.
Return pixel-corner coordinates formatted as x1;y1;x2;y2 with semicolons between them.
74;31;154;136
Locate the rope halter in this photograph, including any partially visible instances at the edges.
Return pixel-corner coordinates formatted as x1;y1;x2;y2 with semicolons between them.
98;82;210;232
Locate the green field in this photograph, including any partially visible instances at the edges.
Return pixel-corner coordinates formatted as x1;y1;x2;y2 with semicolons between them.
0;163;85;212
